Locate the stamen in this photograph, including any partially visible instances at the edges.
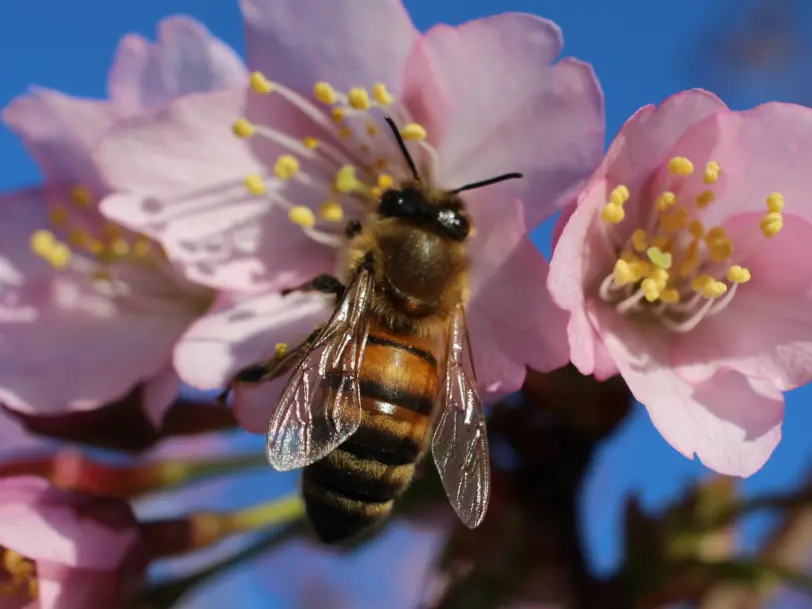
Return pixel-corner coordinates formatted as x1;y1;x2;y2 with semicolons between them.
646;247;672;270
766;192;784;213
244;174;266;195
273;155;300;180
703;161;721;184
288;206;316;228
641;278;660;302
632;229;648;252
314;82;337;105
372;83;394;106
668;156;694;176
303;137;319;150
613;259;636;286
688;219;705;239
601;203;625;224
656;191;676;211
696;190;715;209
347;87;371;110
727;265;751;283
71;185;93;207
275;343;288;358
250;72;273;94
760;211;783;238
232;118;255;139
330;107;345;123
610;185;630;206
319;201;344;222
30;230;71;269
335;165;372;197
401;123;427;141
659;288;680;304
48;206;68;227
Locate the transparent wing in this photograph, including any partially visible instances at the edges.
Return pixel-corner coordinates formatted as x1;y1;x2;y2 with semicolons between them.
266;267;374;471
432;305;491;528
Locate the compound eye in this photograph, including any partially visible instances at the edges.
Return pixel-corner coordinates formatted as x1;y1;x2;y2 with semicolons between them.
378;189;421;219
437;209;470;240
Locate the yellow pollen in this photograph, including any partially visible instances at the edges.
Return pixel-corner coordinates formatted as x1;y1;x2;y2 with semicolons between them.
632;229;648;253
660;206;689;232
336;165;359;193
244;174;266;195
319;201;344;222
705;226;728;244
660;288;680;304
760;212;783;238
370;186;383;200
303;136;319;150
347;87;371;110
132;235;151;256
274;155;300;180
338;126;353;140
401;123;427;141
67;228;88;248
668;156;694;176
628;260;651;282
109;239;130;256
727;265;751;284
3;550;32;576
232;118;255;139
372;83;394;106
610;185;630;206
331;107;345;123
288;206;315;228
679;241;701;278
688;219;705;239
696;190;716;209
314;82;337;105
702;280;728;299
766;192;784;213
641;278;660;302
601;203;625;224
377;174;394;190
691;274;713;293
250;71;273;94
102;222;122;240
30;230;55;255
651;235;671;251
649;267;669;290
646;247;673;270
703;161;721;184
613;259;636;285
709;239;734;263
375;158;389;171
70;185;93;207
30;230;71;269
366;123;378;136
274;343;288;359
656;191;676;211
48;206;68;227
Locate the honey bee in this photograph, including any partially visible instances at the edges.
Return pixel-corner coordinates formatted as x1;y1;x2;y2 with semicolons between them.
224;117;522;544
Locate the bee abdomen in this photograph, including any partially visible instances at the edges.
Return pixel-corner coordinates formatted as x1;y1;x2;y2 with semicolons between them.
302;443;416;544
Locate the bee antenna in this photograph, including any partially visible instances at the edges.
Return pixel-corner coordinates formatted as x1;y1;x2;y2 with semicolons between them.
384;116;420;182
450;172;523;195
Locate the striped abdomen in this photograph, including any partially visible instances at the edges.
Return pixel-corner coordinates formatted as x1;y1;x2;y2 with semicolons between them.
302;320;440;544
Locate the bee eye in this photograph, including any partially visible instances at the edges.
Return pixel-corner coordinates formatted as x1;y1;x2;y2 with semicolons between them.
437;209;470;240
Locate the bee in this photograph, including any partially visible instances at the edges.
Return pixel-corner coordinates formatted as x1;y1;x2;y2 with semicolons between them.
223;117;522;544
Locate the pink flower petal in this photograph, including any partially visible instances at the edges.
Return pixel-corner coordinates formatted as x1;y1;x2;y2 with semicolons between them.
673;212;812;391
597;307;783;477
408;13;604;227
467;194;569;396
0;477;138;569
240;0;419;94
142;364;182;427
108;16;247;114
2;89;120;187
174;291;329;433
0;188;51;286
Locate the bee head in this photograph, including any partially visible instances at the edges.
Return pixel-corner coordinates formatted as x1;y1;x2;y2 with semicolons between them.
377;187;470;241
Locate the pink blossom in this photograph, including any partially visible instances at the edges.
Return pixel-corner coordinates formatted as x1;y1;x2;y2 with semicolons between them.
95;0;605;431
0;476;146;609
549;89;812;476
0;17;247;422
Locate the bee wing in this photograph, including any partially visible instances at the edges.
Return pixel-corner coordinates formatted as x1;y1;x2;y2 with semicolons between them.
266;267;374;471
431;305;491;528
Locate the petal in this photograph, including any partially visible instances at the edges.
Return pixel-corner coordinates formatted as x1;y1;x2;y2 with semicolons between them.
409;13;605;227
0;476;138;569
662;101;812;228
141;364;182;427
96;88;331;291
108;16;247;113
597;307;783;477
174;289;328;391
0;188;51;287
467;195;569;397
240;0;418;94
673;212;812;391
2;88;120;187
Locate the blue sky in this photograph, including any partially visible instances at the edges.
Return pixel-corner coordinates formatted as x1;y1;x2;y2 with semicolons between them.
1;0;810;606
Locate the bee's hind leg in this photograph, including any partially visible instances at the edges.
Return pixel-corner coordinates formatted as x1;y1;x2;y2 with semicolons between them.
282;274;345;300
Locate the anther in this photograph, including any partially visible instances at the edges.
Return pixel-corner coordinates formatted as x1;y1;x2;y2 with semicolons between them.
668;156;694;176
691;274;713;293
727;265;751;284
274;155;300;180
709;239;733;263
244;174;266;195
288;206;316;228
102;222;122;240
274;343;288;358
613;259;636;285
335;165;371;196
401;123;427;141
319;201;344;222
703;161;721;184
302;137;319;150
132;235;151;256
71;185;93;207
232;118;255;139
48;206;68;227
646;247;672;270
702;280;728;299
366;123;378;136
610;185;630;206
331;107;345;123
632;229;648;252
338;126;352;139
766;192;784;213
250;72;273;94
348;87;371;110
656;191;676;211
641;278;660;302
660;288;680;304
760;212;783;238
696;190;715;208
660;206;688;232
601;203;625;224
372;83;394;106
377;174;394;190
651;235;671;250
314;82;337;105
688;219;705;239
649;267;669;290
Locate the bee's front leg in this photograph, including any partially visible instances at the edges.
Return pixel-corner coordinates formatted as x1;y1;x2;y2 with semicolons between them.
282;274;345;300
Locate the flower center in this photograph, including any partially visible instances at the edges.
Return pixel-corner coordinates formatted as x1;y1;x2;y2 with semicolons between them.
231;71;439;246
0;548;37;600
596;156;784;332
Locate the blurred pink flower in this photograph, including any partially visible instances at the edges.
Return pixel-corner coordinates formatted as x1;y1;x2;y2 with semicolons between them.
0;17;247;423
0;476;146;609
549;89;812;476
96;0;605;431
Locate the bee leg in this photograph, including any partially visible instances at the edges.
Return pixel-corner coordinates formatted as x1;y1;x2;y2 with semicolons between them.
345;220;362;239
282;274;345;300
